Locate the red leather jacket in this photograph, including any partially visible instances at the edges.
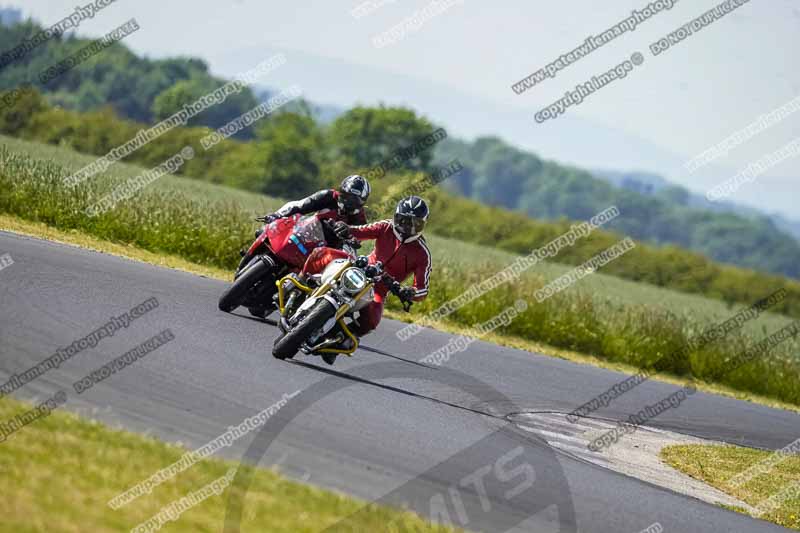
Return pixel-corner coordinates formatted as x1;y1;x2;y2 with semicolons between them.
349;220;431;301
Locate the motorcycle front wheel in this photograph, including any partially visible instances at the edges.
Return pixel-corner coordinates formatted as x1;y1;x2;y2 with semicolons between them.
218;258;273;312
272;299;336;360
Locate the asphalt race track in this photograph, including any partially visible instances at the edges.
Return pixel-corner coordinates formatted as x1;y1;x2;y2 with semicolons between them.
1;231;796;532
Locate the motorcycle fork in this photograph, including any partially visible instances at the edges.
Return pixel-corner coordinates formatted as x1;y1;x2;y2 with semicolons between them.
316;282;373;356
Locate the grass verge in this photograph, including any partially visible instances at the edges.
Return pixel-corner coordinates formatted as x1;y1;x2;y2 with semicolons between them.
661;444;800;531
0;394;458;532
2;213;798;415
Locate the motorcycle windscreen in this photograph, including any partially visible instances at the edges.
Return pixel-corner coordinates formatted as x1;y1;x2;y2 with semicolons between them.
267;214;327;268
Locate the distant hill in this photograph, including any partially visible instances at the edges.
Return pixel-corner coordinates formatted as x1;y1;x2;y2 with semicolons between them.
594;169;800;242
434;136;800;279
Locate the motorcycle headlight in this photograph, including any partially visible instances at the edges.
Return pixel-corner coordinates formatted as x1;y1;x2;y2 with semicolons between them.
340;267;367;294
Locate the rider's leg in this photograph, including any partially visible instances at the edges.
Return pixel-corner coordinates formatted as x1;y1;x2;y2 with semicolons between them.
350;293;385;337
301;247;350;277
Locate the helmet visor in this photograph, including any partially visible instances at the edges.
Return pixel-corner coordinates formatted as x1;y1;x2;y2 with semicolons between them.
339;191;365;211
393;213;426;238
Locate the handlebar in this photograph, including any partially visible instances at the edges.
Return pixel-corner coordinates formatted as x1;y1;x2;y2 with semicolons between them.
358;259;413;312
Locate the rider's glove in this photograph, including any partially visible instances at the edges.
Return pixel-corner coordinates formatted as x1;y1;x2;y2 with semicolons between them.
263;213;279;223
332;221;352;240
398;286;416;302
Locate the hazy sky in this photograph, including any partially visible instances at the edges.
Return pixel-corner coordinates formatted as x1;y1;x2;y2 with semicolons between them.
14;0;800;218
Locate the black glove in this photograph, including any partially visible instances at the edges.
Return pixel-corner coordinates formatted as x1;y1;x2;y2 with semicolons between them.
332;221;352;240
262;213;279;223
398;286;416;302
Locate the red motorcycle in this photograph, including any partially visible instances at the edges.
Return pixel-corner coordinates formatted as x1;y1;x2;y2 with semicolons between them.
218;213;351;317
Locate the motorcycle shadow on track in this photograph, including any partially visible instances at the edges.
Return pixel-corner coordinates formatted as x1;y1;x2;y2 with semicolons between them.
286;360;483;416
229;308;436;369
280;341;438;370
228;310;279;327
357;344;439;369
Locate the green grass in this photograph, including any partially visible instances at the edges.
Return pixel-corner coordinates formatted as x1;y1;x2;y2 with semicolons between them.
0;396;458;532
1;135;798;407
0;135;281;213
661;444;800;531
429;234;798;342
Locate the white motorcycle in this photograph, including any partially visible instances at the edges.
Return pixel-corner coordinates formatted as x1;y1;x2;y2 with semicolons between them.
271;256;413;361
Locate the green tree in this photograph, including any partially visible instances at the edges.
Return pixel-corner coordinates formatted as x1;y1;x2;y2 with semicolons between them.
152;78;258;135
0;87;47;135
328;105;437;173
255;110;324;197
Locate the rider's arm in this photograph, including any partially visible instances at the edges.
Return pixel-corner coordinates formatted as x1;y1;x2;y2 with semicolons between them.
349;220;391;241
275;189;335;217
410;240;432;301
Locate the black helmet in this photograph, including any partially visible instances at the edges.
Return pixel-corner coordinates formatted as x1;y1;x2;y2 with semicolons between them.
393;196;429;241
339;174;371;213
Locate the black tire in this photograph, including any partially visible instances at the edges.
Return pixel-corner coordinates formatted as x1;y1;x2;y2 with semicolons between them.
272;299;336;360
218;259;272;312
234;255;253;280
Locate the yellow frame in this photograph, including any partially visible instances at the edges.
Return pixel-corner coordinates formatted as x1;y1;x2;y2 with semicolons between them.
275;262;372;357
276;274;313;315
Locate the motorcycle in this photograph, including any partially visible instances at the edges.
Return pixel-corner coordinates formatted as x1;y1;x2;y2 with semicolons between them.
271;256;413;361
218;213;353;317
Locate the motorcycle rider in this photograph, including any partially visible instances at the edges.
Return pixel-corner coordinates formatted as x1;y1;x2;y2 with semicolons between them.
246;175;370;318
265;174;371;227
298;196;431;364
